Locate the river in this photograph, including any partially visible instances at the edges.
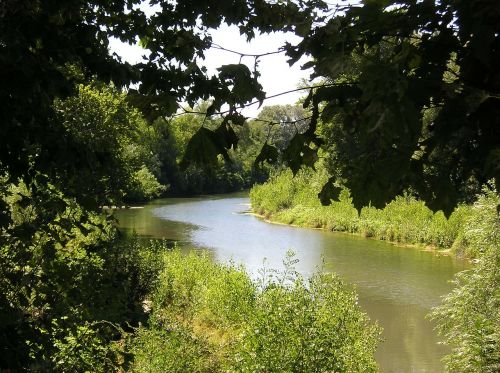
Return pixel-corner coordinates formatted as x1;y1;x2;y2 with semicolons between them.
114;192;469;373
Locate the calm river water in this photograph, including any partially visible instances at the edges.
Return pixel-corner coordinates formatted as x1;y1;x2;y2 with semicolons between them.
114;192;469;373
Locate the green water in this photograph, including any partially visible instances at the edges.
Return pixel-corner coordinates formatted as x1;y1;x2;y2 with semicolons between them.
114;192;469;373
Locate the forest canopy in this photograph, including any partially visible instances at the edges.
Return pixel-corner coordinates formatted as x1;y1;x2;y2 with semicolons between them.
2;0;499;214
1;1;499;371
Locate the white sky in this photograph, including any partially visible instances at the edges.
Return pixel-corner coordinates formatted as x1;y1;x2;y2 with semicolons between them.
108;24;313;118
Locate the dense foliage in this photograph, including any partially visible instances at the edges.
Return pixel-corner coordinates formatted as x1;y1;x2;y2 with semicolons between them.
284;0;500;215
130;249;381;372
55;83;166;204
430;191;499;372
251;169;499;258
0;174;163;370
2;0;498;213
1;0;499;370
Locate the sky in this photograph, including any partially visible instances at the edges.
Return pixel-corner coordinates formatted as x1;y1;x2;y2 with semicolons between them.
108;23;313;118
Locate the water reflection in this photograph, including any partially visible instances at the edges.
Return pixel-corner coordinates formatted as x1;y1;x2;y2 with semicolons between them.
114;193;468;373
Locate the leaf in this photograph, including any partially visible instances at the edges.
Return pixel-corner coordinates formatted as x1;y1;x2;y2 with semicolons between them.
126;91;178;121
283;133;317;174
206;101;218;116
254;143;279;167
303;99;320;142
224;112;247;126
214;123;239;152
303;89;313;109
318;178;342;205
180;127;227;169
421;176;459;218
217;64;265;106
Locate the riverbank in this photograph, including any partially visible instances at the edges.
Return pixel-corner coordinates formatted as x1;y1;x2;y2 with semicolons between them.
115;192;471;372
247;209;455;256
250;170;500;260
130;249;380;372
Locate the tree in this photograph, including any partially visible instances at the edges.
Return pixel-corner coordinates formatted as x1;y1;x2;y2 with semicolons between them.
0;0;317;191
54;83;166;204
282;0;500;214
3;0;497;214
257;104;310;152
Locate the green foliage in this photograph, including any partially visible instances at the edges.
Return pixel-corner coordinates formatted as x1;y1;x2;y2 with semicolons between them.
130;166;167;202
430;202;499;372
55;84;166;204
131;249;380;372
152;250;255;328
287;1;500;214
256;104;310;152
233;272;379;372
2;0;498;215
39;320;123;372
130;325;214;373
0;173;164;370
2;0;316;183
251;169;499;257
450;186;500;258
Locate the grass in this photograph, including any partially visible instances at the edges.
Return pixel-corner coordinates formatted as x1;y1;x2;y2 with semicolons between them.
250;169;499;259
129;249;381;372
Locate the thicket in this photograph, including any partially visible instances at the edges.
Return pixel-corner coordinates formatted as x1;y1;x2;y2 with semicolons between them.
430;194;499;372
250;169;499;259
54;83;167;204
0;174;164;370
54;84;276;201
129;250;381;372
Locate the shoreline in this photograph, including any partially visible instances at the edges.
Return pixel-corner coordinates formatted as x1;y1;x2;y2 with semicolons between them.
244;209;456;258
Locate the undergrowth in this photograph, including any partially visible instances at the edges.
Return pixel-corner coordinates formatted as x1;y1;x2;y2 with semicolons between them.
250;169;499;259
129;249;381;372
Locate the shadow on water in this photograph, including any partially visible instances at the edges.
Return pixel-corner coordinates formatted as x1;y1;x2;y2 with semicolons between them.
114;192;469;373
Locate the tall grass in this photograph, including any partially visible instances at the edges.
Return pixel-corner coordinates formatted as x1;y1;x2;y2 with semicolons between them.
250;169;499;258
129;249;381;372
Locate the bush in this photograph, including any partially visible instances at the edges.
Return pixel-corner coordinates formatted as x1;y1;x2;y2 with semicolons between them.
251;170;500;258
132;249;381;372
0;174;164;371
128;165;167;202
130;325;215;373
430;186;500;372
430;248;499;372
232;273;380;372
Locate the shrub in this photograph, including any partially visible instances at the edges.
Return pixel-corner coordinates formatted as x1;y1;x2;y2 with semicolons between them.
450;186;500;258
133;250;381;372
251;170;500;257
128;165;167;202
430;246;499;372
0;174;164;371
129;324;215;373
232;273;380;372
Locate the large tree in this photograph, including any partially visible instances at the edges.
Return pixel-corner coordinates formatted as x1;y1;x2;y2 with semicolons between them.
283;0;500;214
0;0;315;184
2;0;498;214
